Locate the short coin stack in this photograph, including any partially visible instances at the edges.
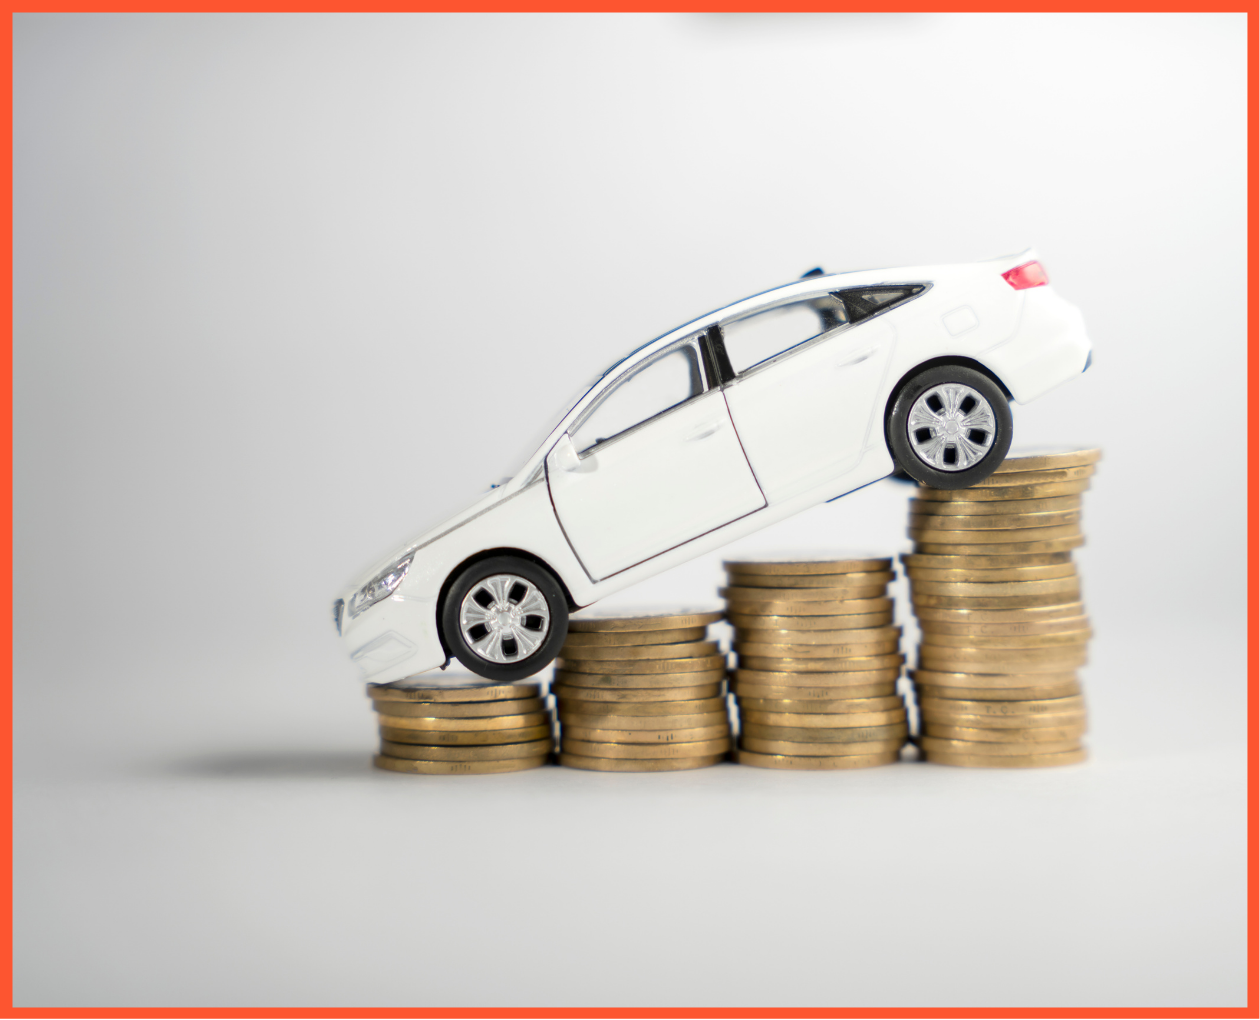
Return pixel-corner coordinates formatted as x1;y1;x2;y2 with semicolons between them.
370;676;553;775
553;609;731;772
721;555;908;770
904;447;1099;767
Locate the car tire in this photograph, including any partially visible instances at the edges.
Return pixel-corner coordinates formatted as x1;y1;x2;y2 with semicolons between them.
440;555;569;681
887;364;1012;490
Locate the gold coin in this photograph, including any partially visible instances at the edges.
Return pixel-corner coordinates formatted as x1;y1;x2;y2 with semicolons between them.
918;736;1082;756
995;447;1102;472
379;724;553;746
913;602;1085;623
918;649;1087;673
916;536;1086;555
910;510;1081;532
555;654;727;674
921;630;1089;649
725;570;895;589
917;710;1086;730
741;723;908;742
559;697;726;717
735;640;900;659
738;652;904;673
910;576;1081;597
733;625;900;646
922;722;1086;742
738;695;903;714
368;681;541;704
374;754;548;775
561;723;730;743
923;748;1088;768
740;737;906;756
559;753;726;772
905;563;1077;582
727;611;893;630
916;681;1081;701
566;608;724;632
911;591;1082;610
918;695;1085;717
380;738;554;761
919;616;1090;638
741;708;906;727
724;597;894;617
973;464;1096;485
369;697;545;718
561;737;731;759
909;495;1082;517
553;683;722;703
721;587;888;605
915;479;1091;501
734;667;902;686
558;712;728;731
911;669;1079;689
562;627;706;647
903;551;1075;569
909;523;1083;544
554;667;726;689
556;640;719;661
734;749;900;770
916;657;1088;679
374;711;550;731
724;554;892;575
732;681;896;700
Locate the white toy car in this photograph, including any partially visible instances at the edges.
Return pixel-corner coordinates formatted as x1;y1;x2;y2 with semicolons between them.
335;250;1091;683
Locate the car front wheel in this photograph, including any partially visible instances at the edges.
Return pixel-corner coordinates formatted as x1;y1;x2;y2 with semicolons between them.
887;364;1012;489
440;555;569;681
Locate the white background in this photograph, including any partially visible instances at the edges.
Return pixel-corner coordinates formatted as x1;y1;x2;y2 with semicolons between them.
14;13;1249;1007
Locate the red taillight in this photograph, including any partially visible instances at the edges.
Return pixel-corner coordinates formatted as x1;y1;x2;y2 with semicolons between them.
1002;261;1049;290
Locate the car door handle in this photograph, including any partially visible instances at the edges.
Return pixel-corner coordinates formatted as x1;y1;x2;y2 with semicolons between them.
686;423;722;442
838;347;878;368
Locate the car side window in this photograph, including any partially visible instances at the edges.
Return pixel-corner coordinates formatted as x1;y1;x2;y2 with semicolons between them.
842;286;923;322
722;295;848;375
571;345;703;453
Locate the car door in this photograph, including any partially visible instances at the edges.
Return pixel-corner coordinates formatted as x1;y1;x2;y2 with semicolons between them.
719;287;921;503
546;340;766;582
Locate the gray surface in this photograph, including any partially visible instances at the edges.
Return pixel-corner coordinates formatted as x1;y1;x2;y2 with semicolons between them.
13;12;1248;1007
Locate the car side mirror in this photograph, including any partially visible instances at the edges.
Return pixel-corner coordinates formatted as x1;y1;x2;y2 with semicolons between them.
552;433;583;473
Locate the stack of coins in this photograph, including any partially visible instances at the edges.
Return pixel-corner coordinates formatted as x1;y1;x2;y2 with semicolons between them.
720;556;908;770
551;609;731;772
370;676;554;775
552;609;731;772
904;447;1099;768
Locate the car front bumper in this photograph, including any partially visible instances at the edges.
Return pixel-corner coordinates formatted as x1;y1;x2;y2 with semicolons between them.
339;594;448;684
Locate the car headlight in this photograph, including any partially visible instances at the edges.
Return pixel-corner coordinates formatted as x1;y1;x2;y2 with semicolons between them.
348;551;415;620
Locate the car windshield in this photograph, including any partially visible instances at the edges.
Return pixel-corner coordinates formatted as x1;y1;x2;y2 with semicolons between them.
493;336;660;485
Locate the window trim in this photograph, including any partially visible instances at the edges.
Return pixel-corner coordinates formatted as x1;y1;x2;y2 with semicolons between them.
709;283;930;382
568;339;709;457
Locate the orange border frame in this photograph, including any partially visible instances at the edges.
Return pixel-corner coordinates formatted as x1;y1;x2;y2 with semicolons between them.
1;4;1254;1018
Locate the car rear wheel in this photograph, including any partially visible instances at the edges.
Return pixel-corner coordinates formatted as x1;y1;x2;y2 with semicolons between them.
441;555;569;681
888;364;1012;489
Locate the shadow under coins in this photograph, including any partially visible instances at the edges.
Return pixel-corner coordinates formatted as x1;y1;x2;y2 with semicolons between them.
164;749;373;781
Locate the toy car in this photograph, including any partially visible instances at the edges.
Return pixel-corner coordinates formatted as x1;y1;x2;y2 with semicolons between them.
334;250;1091;683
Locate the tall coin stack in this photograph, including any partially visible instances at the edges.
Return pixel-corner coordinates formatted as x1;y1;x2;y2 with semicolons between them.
721;556;908;771
370;677;554;775
553;609;732;772
905;447;1100;768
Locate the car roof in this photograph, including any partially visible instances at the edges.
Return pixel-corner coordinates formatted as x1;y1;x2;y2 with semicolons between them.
508;251;1031;487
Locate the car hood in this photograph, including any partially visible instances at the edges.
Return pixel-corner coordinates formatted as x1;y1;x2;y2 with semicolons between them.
344;483;516;593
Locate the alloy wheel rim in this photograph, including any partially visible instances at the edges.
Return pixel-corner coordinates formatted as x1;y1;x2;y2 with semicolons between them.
907;383;997;472
458;574;551;663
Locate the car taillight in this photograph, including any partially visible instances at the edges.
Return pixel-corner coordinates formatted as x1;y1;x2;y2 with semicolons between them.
1002;261;1049;290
